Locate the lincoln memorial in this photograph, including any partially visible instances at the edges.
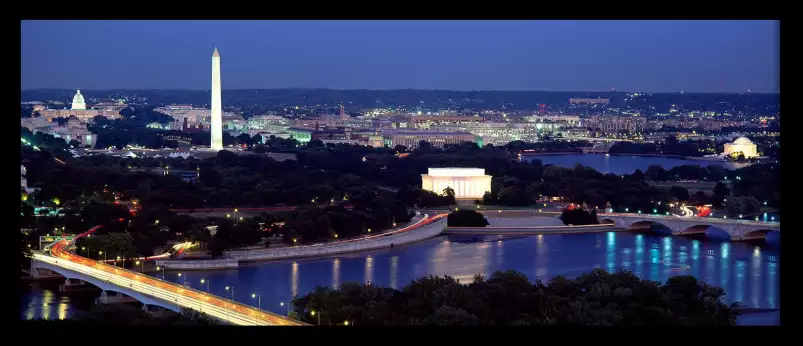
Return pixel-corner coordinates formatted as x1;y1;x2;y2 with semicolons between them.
421;168;492;200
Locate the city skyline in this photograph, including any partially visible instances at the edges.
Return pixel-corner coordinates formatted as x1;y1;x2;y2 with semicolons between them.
22;20;779;93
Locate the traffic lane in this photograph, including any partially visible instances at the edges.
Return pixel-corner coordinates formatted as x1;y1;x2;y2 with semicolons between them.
52;233;304;325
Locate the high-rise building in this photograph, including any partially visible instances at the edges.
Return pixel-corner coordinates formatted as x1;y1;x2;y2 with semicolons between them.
210;47;223;150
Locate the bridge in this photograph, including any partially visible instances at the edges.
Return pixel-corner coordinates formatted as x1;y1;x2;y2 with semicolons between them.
30;224;308;326
598;213;780;241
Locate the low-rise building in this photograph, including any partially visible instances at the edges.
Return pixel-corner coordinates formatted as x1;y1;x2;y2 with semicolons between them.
584;115;646;133
383;131;477;149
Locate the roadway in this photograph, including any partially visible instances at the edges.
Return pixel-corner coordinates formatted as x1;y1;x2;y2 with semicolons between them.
36;222;308;326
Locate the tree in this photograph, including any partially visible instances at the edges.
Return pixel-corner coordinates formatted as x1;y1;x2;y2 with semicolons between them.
670;186;690;202
560;209;599;225
645;165;668;181
692;191;708;204
308;139;324;148
292;269;741;326
447;210;489;227
726;196;760;217
713;182;730;196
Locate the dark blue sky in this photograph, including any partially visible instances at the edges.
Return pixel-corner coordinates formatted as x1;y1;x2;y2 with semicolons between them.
21;20;779;93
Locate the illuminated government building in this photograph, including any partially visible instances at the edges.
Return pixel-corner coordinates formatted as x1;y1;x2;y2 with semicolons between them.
723;136;758;158
421;168;492;200
37;89;121;122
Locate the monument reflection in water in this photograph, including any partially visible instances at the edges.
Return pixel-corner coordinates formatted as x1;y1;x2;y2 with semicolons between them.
163;232;779;320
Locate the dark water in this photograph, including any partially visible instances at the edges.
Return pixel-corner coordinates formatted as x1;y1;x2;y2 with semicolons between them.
521;154;749;175
167;232;778;323
20;282;98;320
20;232;780;325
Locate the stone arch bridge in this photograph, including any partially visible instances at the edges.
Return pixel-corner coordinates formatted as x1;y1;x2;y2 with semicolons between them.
598;213;780;241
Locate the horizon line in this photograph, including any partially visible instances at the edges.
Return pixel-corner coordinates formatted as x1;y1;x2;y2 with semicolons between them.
20;87;780;95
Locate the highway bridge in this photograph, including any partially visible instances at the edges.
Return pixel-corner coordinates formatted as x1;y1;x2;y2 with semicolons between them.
30;224;308;326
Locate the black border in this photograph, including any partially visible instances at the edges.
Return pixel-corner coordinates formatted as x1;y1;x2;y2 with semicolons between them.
13;14;795;344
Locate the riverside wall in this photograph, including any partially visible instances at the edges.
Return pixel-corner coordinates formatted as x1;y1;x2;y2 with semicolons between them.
443;224;623;236
155;257;239;270
226;217;447;262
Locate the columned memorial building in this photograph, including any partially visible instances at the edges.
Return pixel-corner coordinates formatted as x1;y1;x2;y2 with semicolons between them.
421;168;492;200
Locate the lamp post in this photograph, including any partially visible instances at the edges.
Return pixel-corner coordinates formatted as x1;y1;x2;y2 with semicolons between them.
225;286;235;301
251;293;261;309
178;272;187;286
135;260;143;272
99;250;106;262
156;266;165;279
280;301;289;316
310;310;321;326
201;278;210;292
234;208;239;221
116;255;121;267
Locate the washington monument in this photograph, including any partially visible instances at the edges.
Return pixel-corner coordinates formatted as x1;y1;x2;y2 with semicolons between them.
210;47;223;150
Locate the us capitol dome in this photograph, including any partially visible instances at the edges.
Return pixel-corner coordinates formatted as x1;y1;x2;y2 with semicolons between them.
71;89;86;110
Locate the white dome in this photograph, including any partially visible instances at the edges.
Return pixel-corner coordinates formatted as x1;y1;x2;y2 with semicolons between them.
733;137;753;145
71;89;87;110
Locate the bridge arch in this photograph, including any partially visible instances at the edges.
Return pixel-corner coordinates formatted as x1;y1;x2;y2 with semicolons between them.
629;221;674;235
742;229;777;241
677;225;731;240
32;259;181;312
600;218;616;225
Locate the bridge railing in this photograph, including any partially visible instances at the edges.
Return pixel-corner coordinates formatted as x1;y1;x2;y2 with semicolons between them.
42;243;306;325
600;213;780;226
32;253;265;325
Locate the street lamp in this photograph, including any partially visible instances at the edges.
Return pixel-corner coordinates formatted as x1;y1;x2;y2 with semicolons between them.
234;208;239;220
156;266;165;279
135;260;143;272
116;255;121;267
280;301;289;316
225;286;235;301
200;278;210;292
99;250;106;262
251;293;261;309
344;320;350;326
178;272;187;286
310;310;321;325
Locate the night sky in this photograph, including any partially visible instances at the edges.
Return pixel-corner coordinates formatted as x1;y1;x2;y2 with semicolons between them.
21;20;779;93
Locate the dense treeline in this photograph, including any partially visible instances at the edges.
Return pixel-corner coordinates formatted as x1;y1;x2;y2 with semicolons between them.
22;124;779;260
610;137;719;157
292;269;741;326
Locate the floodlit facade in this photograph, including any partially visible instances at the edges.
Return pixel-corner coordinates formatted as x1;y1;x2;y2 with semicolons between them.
384;131;477;149
421;168;492;200
723;137;758;158
71;90;86;110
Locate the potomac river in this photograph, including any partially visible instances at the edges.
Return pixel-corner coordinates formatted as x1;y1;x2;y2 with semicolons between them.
21;228;779;325
520;153;750;175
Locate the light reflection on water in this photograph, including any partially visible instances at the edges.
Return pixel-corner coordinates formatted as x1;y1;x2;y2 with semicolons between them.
21;231;780;325
20;284;92;320
158;232;779;317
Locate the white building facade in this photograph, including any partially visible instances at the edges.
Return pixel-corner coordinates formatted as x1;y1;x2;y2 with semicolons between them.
421;168;492;200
